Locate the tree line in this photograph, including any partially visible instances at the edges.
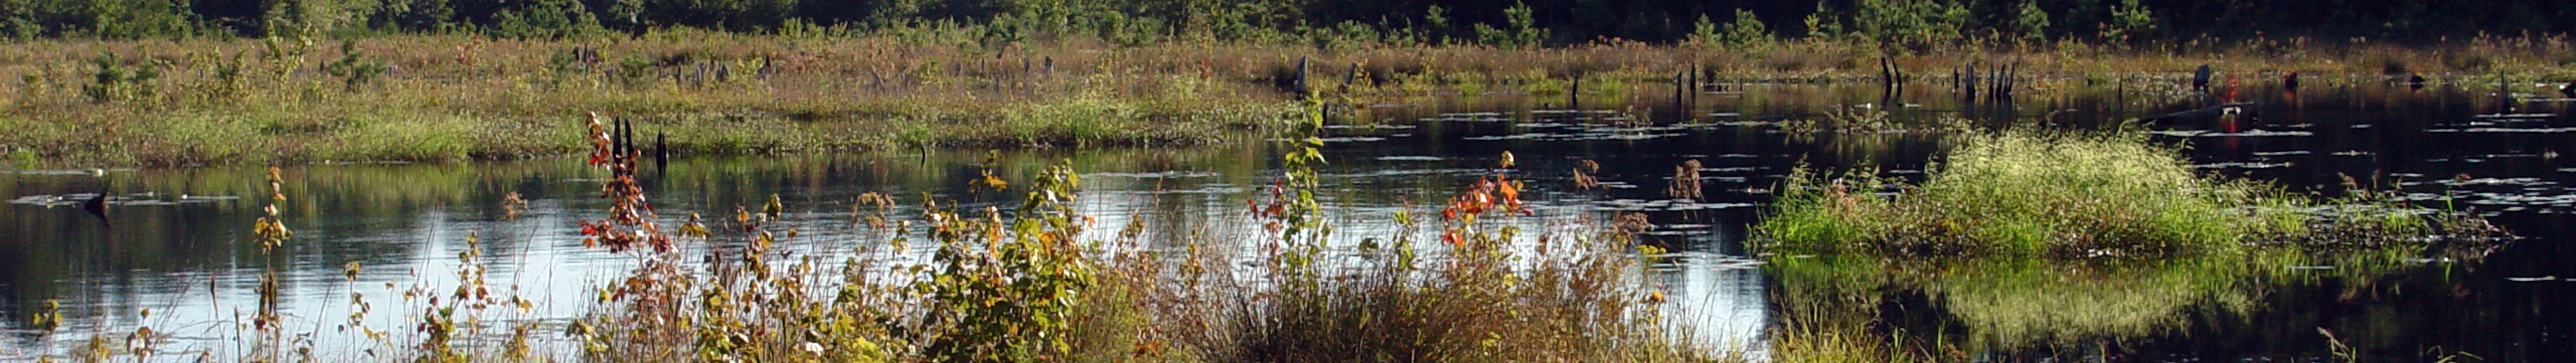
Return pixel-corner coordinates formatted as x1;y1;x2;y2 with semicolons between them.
4;0;2571;46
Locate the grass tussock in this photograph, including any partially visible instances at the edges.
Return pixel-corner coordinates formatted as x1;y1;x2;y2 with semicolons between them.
1191;231;1682;363
1756;131;2491;256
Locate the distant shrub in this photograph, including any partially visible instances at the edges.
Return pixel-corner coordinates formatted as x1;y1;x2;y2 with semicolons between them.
82;54;160;103
487;0;602;39
2098;0;2156;43
322;40;388;90
1473;1;1544;48
1847;0;1970;50
80;0;201;39
2012;0;2050;44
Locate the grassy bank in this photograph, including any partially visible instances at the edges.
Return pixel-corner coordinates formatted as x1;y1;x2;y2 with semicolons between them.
7;30;2576;167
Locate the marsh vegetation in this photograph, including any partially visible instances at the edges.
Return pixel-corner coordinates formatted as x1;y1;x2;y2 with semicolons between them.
1;1;2570;362
6;79;2559;363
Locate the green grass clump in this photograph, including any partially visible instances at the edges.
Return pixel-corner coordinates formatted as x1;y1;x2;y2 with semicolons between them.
1758;131;2381;256
1760;247;2462;362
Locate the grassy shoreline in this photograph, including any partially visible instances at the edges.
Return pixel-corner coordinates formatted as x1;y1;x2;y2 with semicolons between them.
6;32;2576;167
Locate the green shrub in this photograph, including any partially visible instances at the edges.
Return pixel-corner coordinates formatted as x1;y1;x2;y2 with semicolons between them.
2012;0;2050;44
1474;1;1544;48
79;0;199;39
918;163;1097;363
1722;9;1772;46
1846;0;1970;50
2099;0;2156;43
82;53;160;104
322;40;388;91
487;0;603;39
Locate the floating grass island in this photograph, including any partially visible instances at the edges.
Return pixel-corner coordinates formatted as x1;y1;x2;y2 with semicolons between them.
1756;131;2506;257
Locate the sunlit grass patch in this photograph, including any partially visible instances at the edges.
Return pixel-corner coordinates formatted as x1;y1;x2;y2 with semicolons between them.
1757;131;2495;256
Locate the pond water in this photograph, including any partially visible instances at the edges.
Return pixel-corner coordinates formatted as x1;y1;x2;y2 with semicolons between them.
3;80;2572;362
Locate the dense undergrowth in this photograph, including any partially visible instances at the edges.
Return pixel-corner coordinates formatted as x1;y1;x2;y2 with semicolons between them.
1756;131;2505;257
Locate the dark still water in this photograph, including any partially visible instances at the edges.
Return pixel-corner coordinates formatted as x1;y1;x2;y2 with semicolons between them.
3;81;2572;361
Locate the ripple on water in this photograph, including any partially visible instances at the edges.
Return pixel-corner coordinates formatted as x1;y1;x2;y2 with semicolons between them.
1592;198;1757;212
1082;171;1222;179
2190;161;2295;169
1265;136;1390;143
2470;113;2558;120
2426;127;2576;133
1698;166;1762;173
1461;132;1687;142
1644;251;1765;272
1374;156;1447;161
2148;130;2317;137
1323;124;1416;130
7;193;241;207
2435;177;2553;187
1319;168;1492;178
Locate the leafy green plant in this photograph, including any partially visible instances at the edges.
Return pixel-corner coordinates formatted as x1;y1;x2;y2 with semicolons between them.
201;51;249;101
1475;1;1544;48
917;162;1098;363
2100;0;2156;43
2013;0;2051;44
1722;9;1772;46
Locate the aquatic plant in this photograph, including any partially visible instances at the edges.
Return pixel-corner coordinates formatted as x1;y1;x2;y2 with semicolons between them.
1777;108;1974;134
1756;131;2496;256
